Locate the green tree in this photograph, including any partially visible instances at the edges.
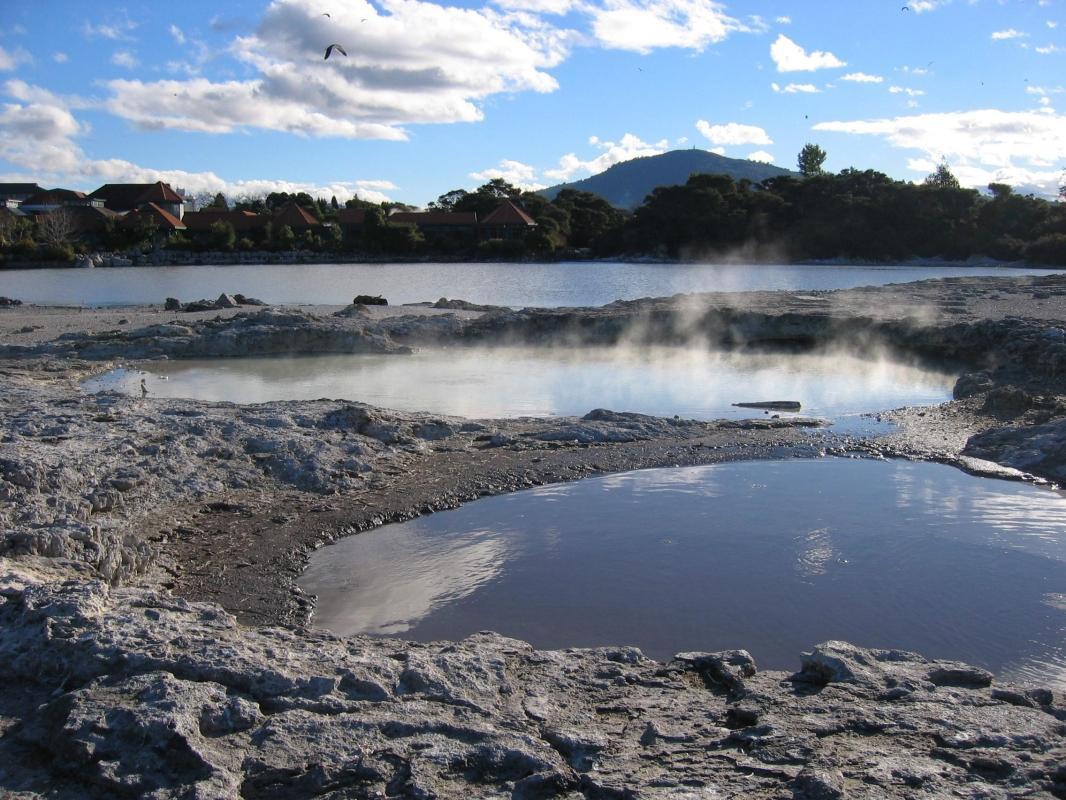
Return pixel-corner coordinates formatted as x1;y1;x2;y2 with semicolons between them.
924;162;960;189
274;224;296;251
207;220;236;251
797;143;827;177
207;192;228;210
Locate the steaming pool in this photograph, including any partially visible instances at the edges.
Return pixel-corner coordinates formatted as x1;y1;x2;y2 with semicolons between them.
299;458;1066;689
84;346;956;426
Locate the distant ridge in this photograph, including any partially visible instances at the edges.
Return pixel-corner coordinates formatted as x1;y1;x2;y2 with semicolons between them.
540;149;796;209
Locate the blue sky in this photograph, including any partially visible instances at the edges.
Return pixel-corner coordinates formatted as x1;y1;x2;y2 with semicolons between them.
0;0;1063;206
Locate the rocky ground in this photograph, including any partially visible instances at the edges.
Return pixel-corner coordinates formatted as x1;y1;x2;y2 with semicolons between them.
1;274;1066;798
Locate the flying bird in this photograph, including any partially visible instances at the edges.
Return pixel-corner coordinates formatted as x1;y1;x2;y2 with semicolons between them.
322;12;330;17
324;43;348;59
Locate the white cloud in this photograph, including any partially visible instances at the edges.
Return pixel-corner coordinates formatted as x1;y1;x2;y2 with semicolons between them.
709;146;725;155
103;0;573;140
899;65;930;76
82;15;138;41
491;0;575;13
1048;21;1058;29
469;159;546;189
889;85;925;96
589;0;745;54
771;81;820;94
841;72;883;83
53;52;69;64
0;46;31;71
769;34;844;72
814;108;1066;197
544;132;668;181
991;28;1027;40
169;24;187;45
908;1;950;13
695;120;772;145
747;150;774;163
110;51;139;69
1035;44;1063;54
0;82;397;204
775;15;791;24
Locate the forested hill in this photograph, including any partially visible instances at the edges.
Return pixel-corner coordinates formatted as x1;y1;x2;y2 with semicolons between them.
539;149;796;209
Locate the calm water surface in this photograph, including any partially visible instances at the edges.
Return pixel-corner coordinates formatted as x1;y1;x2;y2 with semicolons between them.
84;346;955;422
5;261;1063;307
300;459;1066;688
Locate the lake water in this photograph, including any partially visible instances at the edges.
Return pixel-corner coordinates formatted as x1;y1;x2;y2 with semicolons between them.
84;346;955;424
5;261;1063;308
300;459;1066;688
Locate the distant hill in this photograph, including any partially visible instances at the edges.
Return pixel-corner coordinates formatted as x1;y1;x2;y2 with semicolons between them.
540;149;797;209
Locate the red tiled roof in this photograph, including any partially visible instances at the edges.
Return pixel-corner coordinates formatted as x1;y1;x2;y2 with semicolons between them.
22;189;89;206
335;208;367;225
272;203;321;229
89;182;184;211
182;210;265;232
480;200;536;227
122;202;186;230
390;211;477;226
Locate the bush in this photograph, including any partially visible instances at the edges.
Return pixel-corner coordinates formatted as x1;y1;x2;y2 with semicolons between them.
1026;234;1066;266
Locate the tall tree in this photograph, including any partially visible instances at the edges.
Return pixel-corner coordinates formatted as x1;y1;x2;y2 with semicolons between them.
797;143;827;177
924;162;960;189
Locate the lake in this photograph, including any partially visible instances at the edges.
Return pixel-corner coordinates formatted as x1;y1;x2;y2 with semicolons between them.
83;345;956;424
300;459;1066;689
5;261;1063;308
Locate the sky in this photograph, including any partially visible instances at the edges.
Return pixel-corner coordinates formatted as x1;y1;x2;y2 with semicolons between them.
0;0;1063;207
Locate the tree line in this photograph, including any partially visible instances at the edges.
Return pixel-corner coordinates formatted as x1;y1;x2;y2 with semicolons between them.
2;147;1065;265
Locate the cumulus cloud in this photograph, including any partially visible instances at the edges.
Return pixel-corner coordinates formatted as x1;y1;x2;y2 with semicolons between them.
589;0;745;54
0;81;397;204
53;52;69;64
492;0;576;13
771;81;820;94
814;108;1066;197
544;132;668;181
888;86;925;97
747;150;774;163
469;159;546;189
695;120;772;145
775;15;791;24
769;34;844;72
841;72;883;83
103;0;574;140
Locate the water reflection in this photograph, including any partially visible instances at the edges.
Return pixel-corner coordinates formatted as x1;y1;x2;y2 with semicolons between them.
300;459;1066;689
85;346;955;422
4;261;1064;307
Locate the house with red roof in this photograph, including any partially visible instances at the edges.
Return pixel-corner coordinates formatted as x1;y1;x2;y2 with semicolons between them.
89;181;186;220
272;202;321;231
479;200;537;241
121;202;186;233
182;209;266;235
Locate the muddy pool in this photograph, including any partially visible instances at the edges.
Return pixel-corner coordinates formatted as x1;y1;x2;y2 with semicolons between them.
85;346;955;427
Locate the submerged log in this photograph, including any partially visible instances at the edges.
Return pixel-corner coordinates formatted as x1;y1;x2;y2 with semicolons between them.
732;400;802;411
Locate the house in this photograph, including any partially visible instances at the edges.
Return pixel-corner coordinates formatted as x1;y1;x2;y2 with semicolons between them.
20;189;104;213
272;202;321;231
389;210;477;241
0;183;43;204
479;200;536;241
334;207;366;236
121;202;186;233
181;209;266;235
89;181;186;220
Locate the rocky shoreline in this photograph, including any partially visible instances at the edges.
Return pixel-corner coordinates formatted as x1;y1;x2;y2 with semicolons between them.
2;274;1066;797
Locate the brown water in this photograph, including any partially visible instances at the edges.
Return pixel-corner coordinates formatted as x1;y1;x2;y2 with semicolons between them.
300;459;1066;689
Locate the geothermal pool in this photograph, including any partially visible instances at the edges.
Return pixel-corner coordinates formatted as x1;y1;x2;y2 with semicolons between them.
299;459;1066;689
85;346;955;424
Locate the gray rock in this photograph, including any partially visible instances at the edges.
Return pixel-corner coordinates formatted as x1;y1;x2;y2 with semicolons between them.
163;297;182;311
216;293;239;309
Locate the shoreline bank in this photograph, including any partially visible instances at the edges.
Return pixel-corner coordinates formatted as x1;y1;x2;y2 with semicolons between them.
2;275;1065;797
